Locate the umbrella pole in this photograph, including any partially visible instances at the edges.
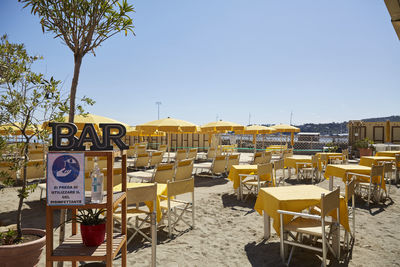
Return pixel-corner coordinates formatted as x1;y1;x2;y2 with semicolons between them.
167;133;170;162
253;134;256;154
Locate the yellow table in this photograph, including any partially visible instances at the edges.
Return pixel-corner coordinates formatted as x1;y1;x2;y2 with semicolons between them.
114;182;167;222
375;151;400;157
359;156;395;167
227;165;258;190
315;152;343;171
324;164;386;191
254;185;349;239
284;155;311;176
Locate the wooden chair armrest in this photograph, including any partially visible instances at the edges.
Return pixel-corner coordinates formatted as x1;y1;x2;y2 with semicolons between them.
346;172;369;178
277;209;322;220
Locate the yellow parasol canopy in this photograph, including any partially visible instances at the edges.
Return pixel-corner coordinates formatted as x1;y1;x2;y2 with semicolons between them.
236;125;277;135
136;117;197;133
0;123;42;136
271;124;300;147
126;126;166;137
270;124;300;133
201;120;244;133
136;117;198;161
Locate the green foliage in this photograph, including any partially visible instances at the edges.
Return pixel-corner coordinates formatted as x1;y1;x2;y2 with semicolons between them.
354;138;374;149
0;229;17;245
76;209;106;226
0;34;71;240
326;142;339;152
19;0;135;57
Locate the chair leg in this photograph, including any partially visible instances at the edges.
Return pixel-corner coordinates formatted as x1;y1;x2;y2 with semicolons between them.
151;212;157;267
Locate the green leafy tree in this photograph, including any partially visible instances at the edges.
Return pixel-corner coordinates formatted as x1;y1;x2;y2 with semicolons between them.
0;34;70;242
19;0;135;122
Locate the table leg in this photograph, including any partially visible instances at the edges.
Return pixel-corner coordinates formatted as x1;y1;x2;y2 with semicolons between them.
329;176;333;191
263;212;270;240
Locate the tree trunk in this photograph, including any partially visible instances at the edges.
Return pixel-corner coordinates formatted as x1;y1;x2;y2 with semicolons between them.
58;53;82;267
16;143;29;240
68;54;83;122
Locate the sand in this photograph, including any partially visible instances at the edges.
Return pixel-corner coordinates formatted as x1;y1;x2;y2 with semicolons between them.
1;153;399;266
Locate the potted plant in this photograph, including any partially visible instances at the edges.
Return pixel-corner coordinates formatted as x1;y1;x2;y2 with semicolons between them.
354;138;374;157
0;35;71;266
76;209;106;246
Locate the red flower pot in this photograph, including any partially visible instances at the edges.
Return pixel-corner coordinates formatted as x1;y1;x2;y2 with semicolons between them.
80;223;106;247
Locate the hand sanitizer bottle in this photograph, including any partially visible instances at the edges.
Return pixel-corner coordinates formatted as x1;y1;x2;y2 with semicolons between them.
91;157;104;203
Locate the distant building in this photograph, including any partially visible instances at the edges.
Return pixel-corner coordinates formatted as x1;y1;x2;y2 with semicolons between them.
348;120;400;146
297;132;320;142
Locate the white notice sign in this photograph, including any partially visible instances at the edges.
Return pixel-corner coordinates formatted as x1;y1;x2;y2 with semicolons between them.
47;152;85;206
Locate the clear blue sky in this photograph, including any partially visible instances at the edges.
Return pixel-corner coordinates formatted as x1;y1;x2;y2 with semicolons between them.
1;0;399;126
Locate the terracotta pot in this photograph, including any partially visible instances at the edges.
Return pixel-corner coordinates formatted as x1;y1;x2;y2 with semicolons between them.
80;223;106;246
0;228;46;267
359;148;372;157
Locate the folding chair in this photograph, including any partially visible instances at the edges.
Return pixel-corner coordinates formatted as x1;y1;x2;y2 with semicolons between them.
160;178;195;237
127;145;136;158
251;152;264;165
129;152;150;170
174;159;194;181
394;154;400;184
273;159;286;186
174;149;187;162
226;154;240;175
158;144;167;153
295;155;319;184
206;147;217;160
151;163;175;183
263;151;272;164
277;187;341;267
114;183;157;267
148;151;164;168
196;155;227;178
348;164;385;207
343;178;356;251
383;161;394;197
239;163;273;201
187;148;198;161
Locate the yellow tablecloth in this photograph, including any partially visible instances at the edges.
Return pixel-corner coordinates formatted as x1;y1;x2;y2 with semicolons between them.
315;152;343;171
359;156;395;167
284;155;312;170
228;165;258;189
375;151;400;157
227;164;274;189
113;182;167;222
324;164;386;191
254;185;349;235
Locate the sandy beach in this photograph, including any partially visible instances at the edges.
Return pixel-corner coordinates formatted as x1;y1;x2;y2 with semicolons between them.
1;153;400;267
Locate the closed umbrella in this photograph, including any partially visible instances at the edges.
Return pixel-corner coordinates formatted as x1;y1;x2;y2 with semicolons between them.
136;117;198;161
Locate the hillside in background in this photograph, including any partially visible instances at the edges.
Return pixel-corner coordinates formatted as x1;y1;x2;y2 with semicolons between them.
291;115;400;135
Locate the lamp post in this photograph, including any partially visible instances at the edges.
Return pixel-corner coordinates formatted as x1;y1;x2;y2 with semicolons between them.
155;101;161;120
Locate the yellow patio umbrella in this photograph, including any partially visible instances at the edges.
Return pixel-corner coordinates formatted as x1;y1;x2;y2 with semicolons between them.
385;120;391;143
201;120;245;148
235;125;277;152
136;117;198;161
270;124;300;147
0;123;41;136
